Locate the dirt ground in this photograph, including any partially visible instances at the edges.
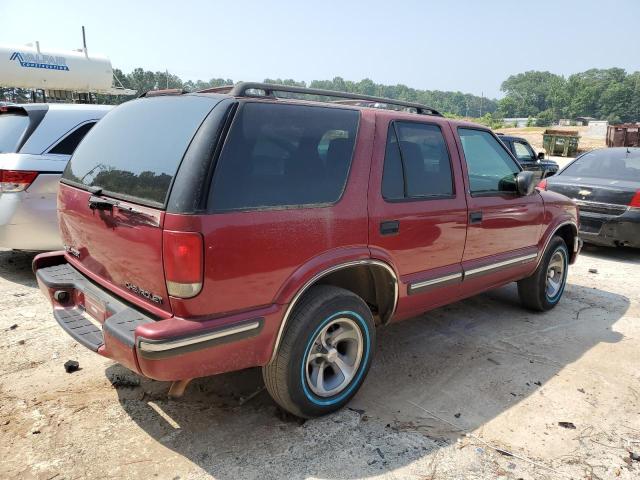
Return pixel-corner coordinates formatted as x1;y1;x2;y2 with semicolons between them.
495;126;606;156
1;244;640;480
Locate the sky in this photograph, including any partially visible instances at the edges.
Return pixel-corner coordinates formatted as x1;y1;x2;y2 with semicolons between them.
2;0;639;99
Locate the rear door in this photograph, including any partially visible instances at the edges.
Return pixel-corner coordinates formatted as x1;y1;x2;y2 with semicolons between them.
368;117;468;319
185;101;369;316
454;127;544;294
58;95;223;316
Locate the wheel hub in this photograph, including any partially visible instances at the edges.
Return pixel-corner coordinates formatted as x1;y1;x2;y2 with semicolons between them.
305;317;364;398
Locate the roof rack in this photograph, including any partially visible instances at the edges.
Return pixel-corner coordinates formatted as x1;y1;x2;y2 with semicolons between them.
203;82;442;116
138;88;187;98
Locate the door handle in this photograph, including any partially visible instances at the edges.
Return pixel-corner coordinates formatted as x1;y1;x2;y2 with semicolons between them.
469;211;483;224
380;220;400;236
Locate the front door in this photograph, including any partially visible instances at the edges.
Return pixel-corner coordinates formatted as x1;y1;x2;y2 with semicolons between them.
368;117;468;320
453;127;544;296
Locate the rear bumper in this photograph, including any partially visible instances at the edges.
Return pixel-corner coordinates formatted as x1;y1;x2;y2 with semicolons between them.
34;253;282;381
579;208;640;248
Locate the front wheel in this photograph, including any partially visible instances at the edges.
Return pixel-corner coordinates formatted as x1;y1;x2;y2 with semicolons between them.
262;285;375;418
518;236;569;311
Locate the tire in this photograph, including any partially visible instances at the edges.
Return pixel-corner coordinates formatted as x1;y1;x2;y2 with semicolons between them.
517;236;569;311
262;285;376;418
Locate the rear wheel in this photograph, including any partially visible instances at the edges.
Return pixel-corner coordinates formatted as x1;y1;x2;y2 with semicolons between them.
262;285;375;418
518;236;569;311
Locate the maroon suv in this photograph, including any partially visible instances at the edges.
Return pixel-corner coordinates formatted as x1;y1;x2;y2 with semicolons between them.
34;83;581;418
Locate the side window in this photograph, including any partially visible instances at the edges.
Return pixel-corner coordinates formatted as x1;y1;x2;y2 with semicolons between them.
458;128;520;195
318;129;349;161
210;103;359;211
382;121;453;200
513;141;535;161
49;122;96;155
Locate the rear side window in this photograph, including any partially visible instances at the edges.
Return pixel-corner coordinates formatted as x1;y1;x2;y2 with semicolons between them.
0;113;29;153
63;96;217;207
382;121;453;200
49;122;96;155
458;128;520;195
210;103;359;211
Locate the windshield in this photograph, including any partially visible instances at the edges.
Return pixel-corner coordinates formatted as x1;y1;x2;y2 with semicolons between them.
562;149;640;181
62;96;219;207
0;113;29;153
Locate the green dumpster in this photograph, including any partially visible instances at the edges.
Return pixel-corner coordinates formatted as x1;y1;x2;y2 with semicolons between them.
542;129;580;157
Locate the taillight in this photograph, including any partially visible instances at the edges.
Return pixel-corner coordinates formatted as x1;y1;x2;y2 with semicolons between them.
537;178;548;191
630;190;640;208
0;169;38;192
163;231;203;298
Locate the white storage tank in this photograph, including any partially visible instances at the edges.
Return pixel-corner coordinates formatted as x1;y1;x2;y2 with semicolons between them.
0;43;113;92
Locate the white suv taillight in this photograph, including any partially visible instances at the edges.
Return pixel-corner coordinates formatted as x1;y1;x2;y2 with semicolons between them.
163;230;204;298
0;169;38;192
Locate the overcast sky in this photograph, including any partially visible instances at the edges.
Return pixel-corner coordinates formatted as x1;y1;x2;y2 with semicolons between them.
2;0;639;98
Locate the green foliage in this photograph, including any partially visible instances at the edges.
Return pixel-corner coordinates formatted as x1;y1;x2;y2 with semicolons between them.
526;116;535;127
535;109;554;127
3;67;639;123
498;68;640;123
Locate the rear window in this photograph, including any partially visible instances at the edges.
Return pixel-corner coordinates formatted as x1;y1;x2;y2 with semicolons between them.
62;96;217;207
0;113;29;153
209;103;359;211
562;149;640;181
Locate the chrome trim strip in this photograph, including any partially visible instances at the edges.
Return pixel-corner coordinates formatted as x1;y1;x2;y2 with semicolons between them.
409;272;462;291
535;221;578;268
269;259;399;363
465;253;537;277
138;321;261;353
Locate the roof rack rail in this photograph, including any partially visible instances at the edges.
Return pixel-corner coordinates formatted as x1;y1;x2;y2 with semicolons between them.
221;82;442;116
138;88;187;98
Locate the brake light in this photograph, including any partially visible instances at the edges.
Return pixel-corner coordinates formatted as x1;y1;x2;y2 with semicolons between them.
537;178;548;191
630;190;640;208
163;231;203;298
0;170;38;192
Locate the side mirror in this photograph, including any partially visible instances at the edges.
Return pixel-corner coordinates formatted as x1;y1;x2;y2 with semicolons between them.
537;152;545;160
516;171;537;196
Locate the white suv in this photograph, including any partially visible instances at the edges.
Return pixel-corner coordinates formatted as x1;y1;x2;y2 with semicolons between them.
0;103;111;251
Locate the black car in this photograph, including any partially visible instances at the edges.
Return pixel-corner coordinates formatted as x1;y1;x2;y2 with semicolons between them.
498;134;559;177
540;147;640;248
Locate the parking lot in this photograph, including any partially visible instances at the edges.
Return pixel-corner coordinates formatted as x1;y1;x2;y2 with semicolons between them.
0;243;638;480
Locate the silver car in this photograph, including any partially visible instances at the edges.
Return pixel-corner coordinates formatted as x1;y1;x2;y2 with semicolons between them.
0;103;112;251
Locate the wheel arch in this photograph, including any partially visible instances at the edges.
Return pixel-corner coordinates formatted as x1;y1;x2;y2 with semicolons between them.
538;220;579;266
269;259;398;363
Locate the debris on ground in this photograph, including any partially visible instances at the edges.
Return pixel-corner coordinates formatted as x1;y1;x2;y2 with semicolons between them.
589;268;598;274
496;448;513;457
454;413;461;418
63;360;80;373
629;451;640;462
558;422;576;429
106;371;140;388
534;381;542;386
578;388;585;394
9;324;17;330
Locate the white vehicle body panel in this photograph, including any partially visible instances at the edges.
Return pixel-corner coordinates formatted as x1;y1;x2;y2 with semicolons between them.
0;104;112;250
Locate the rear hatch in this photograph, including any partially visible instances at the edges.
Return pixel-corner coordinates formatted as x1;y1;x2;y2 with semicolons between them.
59;95;224;315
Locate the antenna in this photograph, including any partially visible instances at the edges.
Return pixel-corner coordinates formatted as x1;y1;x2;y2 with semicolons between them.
82;26;88;57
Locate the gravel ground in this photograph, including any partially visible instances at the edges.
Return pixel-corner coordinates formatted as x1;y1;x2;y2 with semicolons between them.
1;245;639;480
